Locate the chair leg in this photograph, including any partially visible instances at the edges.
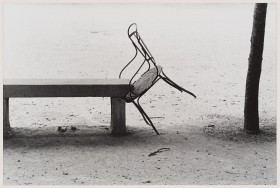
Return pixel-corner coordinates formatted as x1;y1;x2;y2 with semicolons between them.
132;100;150;125
160;71;196;98
132;100;160;135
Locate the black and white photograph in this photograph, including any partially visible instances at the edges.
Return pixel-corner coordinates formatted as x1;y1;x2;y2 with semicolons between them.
3;1;277;185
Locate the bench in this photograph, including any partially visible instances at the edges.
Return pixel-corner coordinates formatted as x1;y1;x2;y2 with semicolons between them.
3;78;132;138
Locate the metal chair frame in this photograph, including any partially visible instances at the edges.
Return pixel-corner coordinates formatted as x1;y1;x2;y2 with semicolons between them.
119;23;196;135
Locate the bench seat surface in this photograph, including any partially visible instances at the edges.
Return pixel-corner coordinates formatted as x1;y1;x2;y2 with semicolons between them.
4;79;131;98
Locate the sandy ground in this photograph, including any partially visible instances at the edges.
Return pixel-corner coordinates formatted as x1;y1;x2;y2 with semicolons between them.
3;82;277;185
3;116;276;185
3;4;277;185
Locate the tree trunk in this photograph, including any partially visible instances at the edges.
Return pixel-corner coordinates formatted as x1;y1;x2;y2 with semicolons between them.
244;3;267;134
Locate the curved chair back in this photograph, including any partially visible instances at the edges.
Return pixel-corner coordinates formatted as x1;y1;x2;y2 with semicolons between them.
119;23;161;102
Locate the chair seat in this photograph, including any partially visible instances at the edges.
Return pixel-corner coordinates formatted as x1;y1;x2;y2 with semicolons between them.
126;66;162;101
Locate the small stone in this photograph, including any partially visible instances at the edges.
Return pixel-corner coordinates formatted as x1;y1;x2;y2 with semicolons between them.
143;180;151;184
71;126;77;131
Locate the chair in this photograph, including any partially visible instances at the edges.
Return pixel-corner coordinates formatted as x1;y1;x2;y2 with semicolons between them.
119;23;196;135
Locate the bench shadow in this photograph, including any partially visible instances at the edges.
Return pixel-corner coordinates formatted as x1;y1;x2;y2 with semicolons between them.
3;125;174;150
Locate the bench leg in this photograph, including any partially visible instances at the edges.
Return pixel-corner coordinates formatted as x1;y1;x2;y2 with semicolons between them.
110;97;127;136
3;98;11;138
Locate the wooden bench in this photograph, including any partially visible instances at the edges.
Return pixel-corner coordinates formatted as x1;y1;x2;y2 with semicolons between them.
3;79;132;138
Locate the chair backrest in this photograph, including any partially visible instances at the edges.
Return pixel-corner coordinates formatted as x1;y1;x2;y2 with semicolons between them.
127;23;155;63
119;23;162;101
119;23;159;79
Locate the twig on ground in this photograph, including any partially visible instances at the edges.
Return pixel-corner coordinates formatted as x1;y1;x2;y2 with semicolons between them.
225;171;240;174
148;148;170;157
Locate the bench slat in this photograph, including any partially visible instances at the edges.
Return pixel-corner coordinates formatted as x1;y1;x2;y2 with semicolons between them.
4;79;132;98
4;79;131;85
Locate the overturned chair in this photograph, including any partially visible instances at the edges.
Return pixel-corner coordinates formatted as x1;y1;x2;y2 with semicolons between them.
119;23;196;135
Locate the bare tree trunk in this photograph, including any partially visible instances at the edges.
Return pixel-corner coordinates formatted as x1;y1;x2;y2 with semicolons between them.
244;3;267;133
